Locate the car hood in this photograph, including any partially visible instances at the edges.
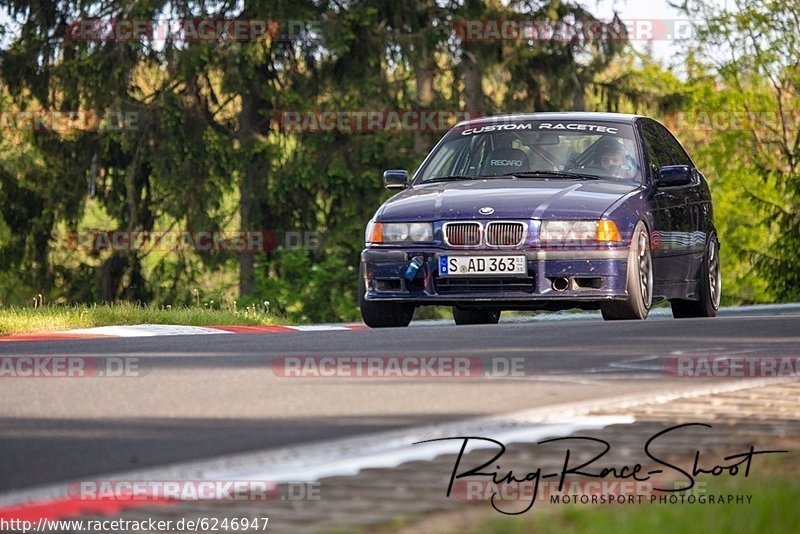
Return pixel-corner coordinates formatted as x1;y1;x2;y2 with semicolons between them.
376;179;641;221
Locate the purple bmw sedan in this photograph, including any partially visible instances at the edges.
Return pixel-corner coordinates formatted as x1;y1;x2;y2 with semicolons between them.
360;112;720;327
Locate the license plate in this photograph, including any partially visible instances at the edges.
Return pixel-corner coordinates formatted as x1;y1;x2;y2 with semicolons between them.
438;255;527;276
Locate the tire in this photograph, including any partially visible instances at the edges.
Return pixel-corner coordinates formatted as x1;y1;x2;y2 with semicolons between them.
452;307;501;325
359;264;414;328
601;221;653;321
671;233;721;318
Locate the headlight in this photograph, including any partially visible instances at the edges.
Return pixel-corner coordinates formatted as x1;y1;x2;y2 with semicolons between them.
408;222;434;242
542;220;597;243
384;223;410;242
366;221;434;244
541;220;620;244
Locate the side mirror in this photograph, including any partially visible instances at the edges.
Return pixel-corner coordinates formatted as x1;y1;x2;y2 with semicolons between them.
657;165;693;187
384;169;409;190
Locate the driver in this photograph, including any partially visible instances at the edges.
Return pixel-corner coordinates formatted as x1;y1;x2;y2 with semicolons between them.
596;140;631;178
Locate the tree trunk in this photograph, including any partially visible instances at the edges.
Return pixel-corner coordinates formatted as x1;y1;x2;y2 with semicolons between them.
413;1;436;154
238;93;260;298
461;0;485;116
414;63;435;153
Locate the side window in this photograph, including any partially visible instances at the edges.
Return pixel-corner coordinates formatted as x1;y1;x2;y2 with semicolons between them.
641;122;671;174
655;124;692;167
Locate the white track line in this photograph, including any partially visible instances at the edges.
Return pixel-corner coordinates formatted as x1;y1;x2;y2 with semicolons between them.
59;324;364;337
63;325;234;337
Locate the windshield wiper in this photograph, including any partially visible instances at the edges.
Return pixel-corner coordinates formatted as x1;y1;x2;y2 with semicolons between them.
497;170;599;180
422;175;481;183
424;171;599;183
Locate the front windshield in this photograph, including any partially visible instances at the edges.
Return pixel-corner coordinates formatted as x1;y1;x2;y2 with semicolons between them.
416;120;641;183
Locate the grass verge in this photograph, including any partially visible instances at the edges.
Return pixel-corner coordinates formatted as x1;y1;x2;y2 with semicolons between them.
0;303;281;336
477;453;800;534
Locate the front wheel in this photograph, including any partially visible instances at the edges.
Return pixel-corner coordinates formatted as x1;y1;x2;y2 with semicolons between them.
452;307;501;325
359;265;414;328
671;233;721;318
601;221;653;321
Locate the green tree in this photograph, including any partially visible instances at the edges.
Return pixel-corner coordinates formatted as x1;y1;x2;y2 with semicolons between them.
677;0;800;301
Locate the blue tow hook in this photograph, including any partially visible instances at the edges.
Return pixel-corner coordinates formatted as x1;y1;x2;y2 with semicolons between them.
403;256;424;281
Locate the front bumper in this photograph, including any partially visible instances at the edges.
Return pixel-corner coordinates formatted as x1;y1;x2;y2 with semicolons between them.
361;247;630;306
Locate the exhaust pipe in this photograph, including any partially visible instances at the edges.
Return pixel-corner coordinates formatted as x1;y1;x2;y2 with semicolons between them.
552;277;569;291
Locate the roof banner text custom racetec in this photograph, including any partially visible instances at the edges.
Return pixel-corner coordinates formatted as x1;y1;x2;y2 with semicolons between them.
459;121;623;136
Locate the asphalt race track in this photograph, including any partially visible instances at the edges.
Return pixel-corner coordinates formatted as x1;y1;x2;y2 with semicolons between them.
1;306;799;494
